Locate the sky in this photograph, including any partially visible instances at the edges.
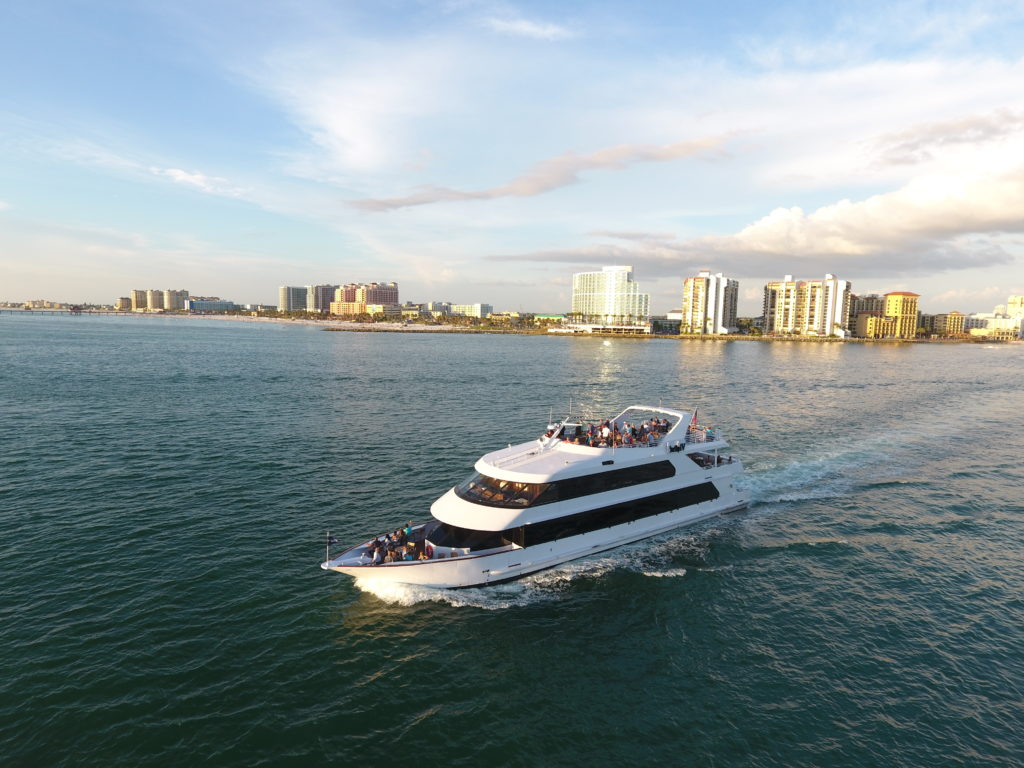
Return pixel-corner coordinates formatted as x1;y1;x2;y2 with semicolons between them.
2;0;1024;315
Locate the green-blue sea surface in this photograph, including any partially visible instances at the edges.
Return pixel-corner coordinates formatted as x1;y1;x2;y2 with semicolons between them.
2;314;1022;767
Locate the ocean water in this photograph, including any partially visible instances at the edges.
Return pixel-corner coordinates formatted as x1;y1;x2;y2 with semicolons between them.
2;314;1022;767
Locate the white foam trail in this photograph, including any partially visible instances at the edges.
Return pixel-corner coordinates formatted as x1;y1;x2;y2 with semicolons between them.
739;431;914;506
641;568;688;578
354;576;552;610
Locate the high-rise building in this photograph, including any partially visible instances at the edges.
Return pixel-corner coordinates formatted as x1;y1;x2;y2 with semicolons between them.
306;284;338;314
763;274;851;337
336;284;359;303
114;297;131;311
131;289;148;311
680;270;738;334
146;289;164;311
571;266;650;324
451;303;494;318
883;292;919;338
278;286;307;312
1007;295;1024;317
356;282;399;305
163;289;189;311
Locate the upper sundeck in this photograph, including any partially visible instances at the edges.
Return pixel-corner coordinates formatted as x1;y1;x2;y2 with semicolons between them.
477;404;729;483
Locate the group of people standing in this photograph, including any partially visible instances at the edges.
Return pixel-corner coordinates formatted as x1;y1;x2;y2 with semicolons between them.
554;416;673;448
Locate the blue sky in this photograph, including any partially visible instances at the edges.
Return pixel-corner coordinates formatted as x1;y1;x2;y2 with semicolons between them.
2;0;1024;314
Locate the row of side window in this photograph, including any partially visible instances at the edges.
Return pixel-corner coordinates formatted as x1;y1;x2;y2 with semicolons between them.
431;482;720;551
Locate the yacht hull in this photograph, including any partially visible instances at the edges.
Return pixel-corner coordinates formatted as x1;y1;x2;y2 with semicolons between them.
322;493;747;589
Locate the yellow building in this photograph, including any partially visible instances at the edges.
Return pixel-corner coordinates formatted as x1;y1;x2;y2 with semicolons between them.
883;292;919;338
856;314;894;338
329;301;365;315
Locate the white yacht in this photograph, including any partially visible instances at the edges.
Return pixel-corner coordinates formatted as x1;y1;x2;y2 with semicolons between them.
321;405;746;589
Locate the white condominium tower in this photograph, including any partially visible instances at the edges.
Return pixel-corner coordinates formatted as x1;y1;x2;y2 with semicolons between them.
163;289;189;311
571;266;650;324
763;274;852;337
306;284;338;314
681;270;738;334
278;286;307;312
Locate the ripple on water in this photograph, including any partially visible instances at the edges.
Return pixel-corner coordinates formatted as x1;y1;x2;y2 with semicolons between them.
2;316;1023;768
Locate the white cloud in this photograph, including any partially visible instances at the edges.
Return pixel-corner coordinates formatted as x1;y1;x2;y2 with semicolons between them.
0;200;10;211
870;108;1024;165
491;168;1024;277
703;170;1024;258
351;136;726;210
240;40;458;174
482;16;573;41
149;166;247;197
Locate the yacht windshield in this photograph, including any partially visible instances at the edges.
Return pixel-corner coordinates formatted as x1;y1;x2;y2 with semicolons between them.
455;474;551;508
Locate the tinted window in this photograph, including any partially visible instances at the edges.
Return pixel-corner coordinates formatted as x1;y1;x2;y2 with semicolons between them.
432;481;720;551
454;475;552;507
454;461;677;509
523;482;720;546
427;523;518;551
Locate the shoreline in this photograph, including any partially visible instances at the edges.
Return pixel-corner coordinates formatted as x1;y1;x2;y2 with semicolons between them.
3;309;1018;343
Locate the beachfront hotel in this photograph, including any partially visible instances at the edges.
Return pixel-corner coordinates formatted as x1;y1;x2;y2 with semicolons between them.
566;266;650;333
327;282;401;316
762;274;852;337
680;270;739;335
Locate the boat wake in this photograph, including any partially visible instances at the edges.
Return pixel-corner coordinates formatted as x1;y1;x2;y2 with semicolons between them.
641;568;688;578
740;431;912;507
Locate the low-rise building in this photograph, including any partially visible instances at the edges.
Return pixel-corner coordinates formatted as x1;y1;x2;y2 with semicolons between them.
329;300;365;315
933;312;966;336
365;303;401;317
966;314;1024;339
185;299;237;312
451;303;494;318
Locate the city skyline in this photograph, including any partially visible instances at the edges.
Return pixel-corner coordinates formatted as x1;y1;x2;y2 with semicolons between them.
3;1;1024;314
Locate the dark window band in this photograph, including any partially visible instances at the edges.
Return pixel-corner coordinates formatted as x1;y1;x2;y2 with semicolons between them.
430;482;719;551
454;460;677;509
